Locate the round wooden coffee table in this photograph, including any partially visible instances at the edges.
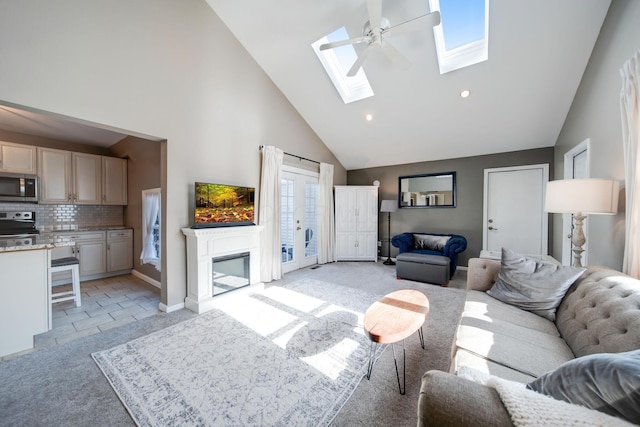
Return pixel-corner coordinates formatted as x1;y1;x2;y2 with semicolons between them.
364;289;429;394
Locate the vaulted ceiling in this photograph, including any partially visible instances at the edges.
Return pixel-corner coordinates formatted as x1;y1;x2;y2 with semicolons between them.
0;1;611;171
205;0;611;170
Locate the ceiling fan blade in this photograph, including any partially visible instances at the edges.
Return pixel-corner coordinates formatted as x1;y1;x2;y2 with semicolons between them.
383;11;441;38
319;36;370;51
347;45;373;77
381;41;411;71
366;0;382;34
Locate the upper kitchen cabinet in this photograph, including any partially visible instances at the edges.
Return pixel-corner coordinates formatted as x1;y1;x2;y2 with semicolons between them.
0;141;37;174
102;156;127;205
38;148;102;204
73;153;102;204
38;147;72;204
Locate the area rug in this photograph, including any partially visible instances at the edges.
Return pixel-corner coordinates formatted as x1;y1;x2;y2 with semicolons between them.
92;279;387;426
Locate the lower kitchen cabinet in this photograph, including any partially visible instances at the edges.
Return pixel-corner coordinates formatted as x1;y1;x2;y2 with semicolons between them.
107;229;133;272
50;229;132;283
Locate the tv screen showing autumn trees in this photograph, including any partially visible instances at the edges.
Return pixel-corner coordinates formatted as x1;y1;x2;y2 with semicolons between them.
195;183;255;225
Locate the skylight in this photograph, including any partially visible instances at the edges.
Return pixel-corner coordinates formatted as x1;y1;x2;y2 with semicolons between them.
429;0;489;74
311;27;374;104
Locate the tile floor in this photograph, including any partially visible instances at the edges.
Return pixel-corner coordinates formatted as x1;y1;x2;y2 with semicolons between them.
34;274;161;349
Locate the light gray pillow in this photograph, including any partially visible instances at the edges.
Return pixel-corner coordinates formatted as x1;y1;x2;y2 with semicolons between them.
486;248;584;321
527;350;640;424
413;234;450;251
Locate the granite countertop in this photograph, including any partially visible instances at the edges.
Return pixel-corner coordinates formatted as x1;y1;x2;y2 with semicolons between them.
0;237;75;253
0;226;132;253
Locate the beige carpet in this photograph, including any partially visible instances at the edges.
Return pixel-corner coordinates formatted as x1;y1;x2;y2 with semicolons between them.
0;261;466;426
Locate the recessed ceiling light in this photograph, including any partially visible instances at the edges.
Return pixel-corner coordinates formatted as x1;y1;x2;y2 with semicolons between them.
460;89;471;98
365;113;373;121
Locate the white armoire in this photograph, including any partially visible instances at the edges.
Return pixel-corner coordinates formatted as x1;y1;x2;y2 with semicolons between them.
334;185;378;261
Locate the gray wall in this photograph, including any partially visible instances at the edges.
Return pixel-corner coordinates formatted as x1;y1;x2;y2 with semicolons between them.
347;148;554;269
0;0;346;309
110;136;162;283
553;0;640;271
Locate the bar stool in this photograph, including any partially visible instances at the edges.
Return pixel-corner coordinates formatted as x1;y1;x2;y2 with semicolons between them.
50;257;81;307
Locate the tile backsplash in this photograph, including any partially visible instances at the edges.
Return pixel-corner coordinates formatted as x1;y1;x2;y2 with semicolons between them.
0;203;123;230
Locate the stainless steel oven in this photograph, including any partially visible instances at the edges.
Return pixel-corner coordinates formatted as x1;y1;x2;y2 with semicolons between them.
0;211;39;245
0;173;38;202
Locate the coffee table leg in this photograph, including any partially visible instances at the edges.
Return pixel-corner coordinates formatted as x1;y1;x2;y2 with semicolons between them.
391;340;407;395
418;325;425;349
366;341;376;380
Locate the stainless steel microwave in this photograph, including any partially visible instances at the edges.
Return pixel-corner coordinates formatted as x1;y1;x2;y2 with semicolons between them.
0;173;38;202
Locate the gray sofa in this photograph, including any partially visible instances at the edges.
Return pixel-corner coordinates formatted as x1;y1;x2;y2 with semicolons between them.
418;257;640;426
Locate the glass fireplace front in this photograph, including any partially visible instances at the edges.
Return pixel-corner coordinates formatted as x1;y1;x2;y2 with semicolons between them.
212;252;250;296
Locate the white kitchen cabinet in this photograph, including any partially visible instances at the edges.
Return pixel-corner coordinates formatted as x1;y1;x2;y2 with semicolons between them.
38;147;72;203
102;156;127;205
50;231;106;280
77;239;107;276
335;186;378;261
73;153;102;204
107;229;133;271
50;229;133;282
0;248;49;357
39;149;102;204
0;141;37;174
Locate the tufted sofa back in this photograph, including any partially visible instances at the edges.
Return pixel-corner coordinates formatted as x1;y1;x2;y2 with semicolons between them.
555;266;640;357
467;259;640;358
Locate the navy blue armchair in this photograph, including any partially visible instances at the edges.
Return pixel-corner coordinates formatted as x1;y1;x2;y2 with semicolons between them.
391;232;467;276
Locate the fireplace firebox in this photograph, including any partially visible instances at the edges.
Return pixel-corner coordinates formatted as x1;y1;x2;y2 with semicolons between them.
213;252;250;296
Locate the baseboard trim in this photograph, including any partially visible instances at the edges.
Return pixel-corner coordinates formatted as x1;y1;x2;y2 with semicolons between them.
159;302;185;313
131;269;161;289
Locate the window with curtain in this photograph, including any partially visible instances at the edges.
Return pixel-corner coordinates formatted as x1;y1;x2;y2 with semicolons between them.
141;188;161;271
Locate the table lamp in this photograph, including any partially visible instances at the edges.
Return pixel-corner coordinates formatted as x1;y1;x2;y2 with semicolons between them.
545;179;619;267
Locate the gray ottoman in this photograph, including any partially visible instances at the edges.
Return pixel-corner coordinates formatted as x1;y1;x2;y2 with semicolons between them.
396;253;450;286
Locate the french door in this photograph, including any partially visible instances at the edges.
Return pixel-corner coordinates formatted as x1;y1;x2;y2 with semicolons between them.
281;167;319;273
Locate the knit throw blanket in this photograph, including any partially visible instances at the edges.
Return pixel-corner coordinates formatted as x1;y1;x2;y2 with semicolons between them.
456;367;633;426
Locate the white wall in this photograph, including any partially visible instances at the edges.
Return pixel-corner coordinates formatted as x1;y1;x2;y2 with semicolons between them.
554;0;640;270
0;0;346;308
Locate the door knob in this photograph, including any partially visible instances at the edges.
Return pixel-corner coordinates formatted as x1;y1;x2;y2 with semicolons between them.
488;226;498;231
296;226;301;230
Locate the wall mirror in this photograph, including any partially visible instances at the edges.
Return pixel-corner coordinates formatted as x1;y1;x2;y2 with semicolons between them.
398;172;456;208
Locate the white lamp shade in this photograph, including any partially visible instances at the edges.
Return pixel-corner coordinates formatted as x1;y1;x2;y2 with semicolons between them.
380;199;397;213
545;179;619;215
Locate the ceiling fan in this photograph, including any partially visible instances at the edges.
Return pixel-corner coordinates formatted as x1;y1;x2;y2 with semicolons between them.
319;0;441;77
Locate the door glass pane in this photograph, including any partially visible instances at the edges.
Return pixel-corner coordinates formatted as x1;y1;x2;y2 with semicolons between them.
281;178;295;263
305;183;319;257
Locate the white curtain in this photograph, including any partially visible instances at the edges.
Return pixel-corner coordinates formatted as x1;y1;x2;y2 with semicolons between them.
621;50;640;278
140;189;161;270
317;162;336;264
258;146;284;282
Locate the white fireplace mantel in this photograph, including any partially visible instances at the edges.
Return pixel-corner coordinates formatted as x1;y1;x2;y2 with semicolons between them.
181;225;264;314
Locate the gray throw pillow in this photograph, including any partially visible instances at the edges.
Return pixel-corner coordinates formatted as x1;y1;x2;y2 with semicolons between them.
527;350;640;424
413;234;450;251
486;248;584;321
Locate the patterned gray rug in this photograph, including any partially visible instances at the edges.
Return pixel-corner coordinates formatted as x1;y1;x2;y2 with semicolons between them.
92;278;388;426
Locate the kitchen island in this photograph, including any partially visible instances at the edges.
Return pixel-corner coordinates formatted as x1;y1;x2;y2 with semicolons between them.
0;238;75;358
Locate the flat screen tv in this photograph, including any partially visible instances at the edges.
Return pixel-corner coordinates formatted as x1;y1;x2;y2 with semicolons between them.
193;182;255;228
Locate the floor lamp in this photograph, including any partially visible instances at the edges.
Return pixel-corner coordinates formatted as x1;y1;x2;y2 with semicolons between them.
545;179;619;267
380;200;397;265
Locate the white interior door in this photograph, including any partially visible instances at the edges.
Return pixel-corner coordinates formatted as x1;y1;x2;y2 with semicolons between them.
562;139;590;265
483;164;549;255
281;167;319;273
